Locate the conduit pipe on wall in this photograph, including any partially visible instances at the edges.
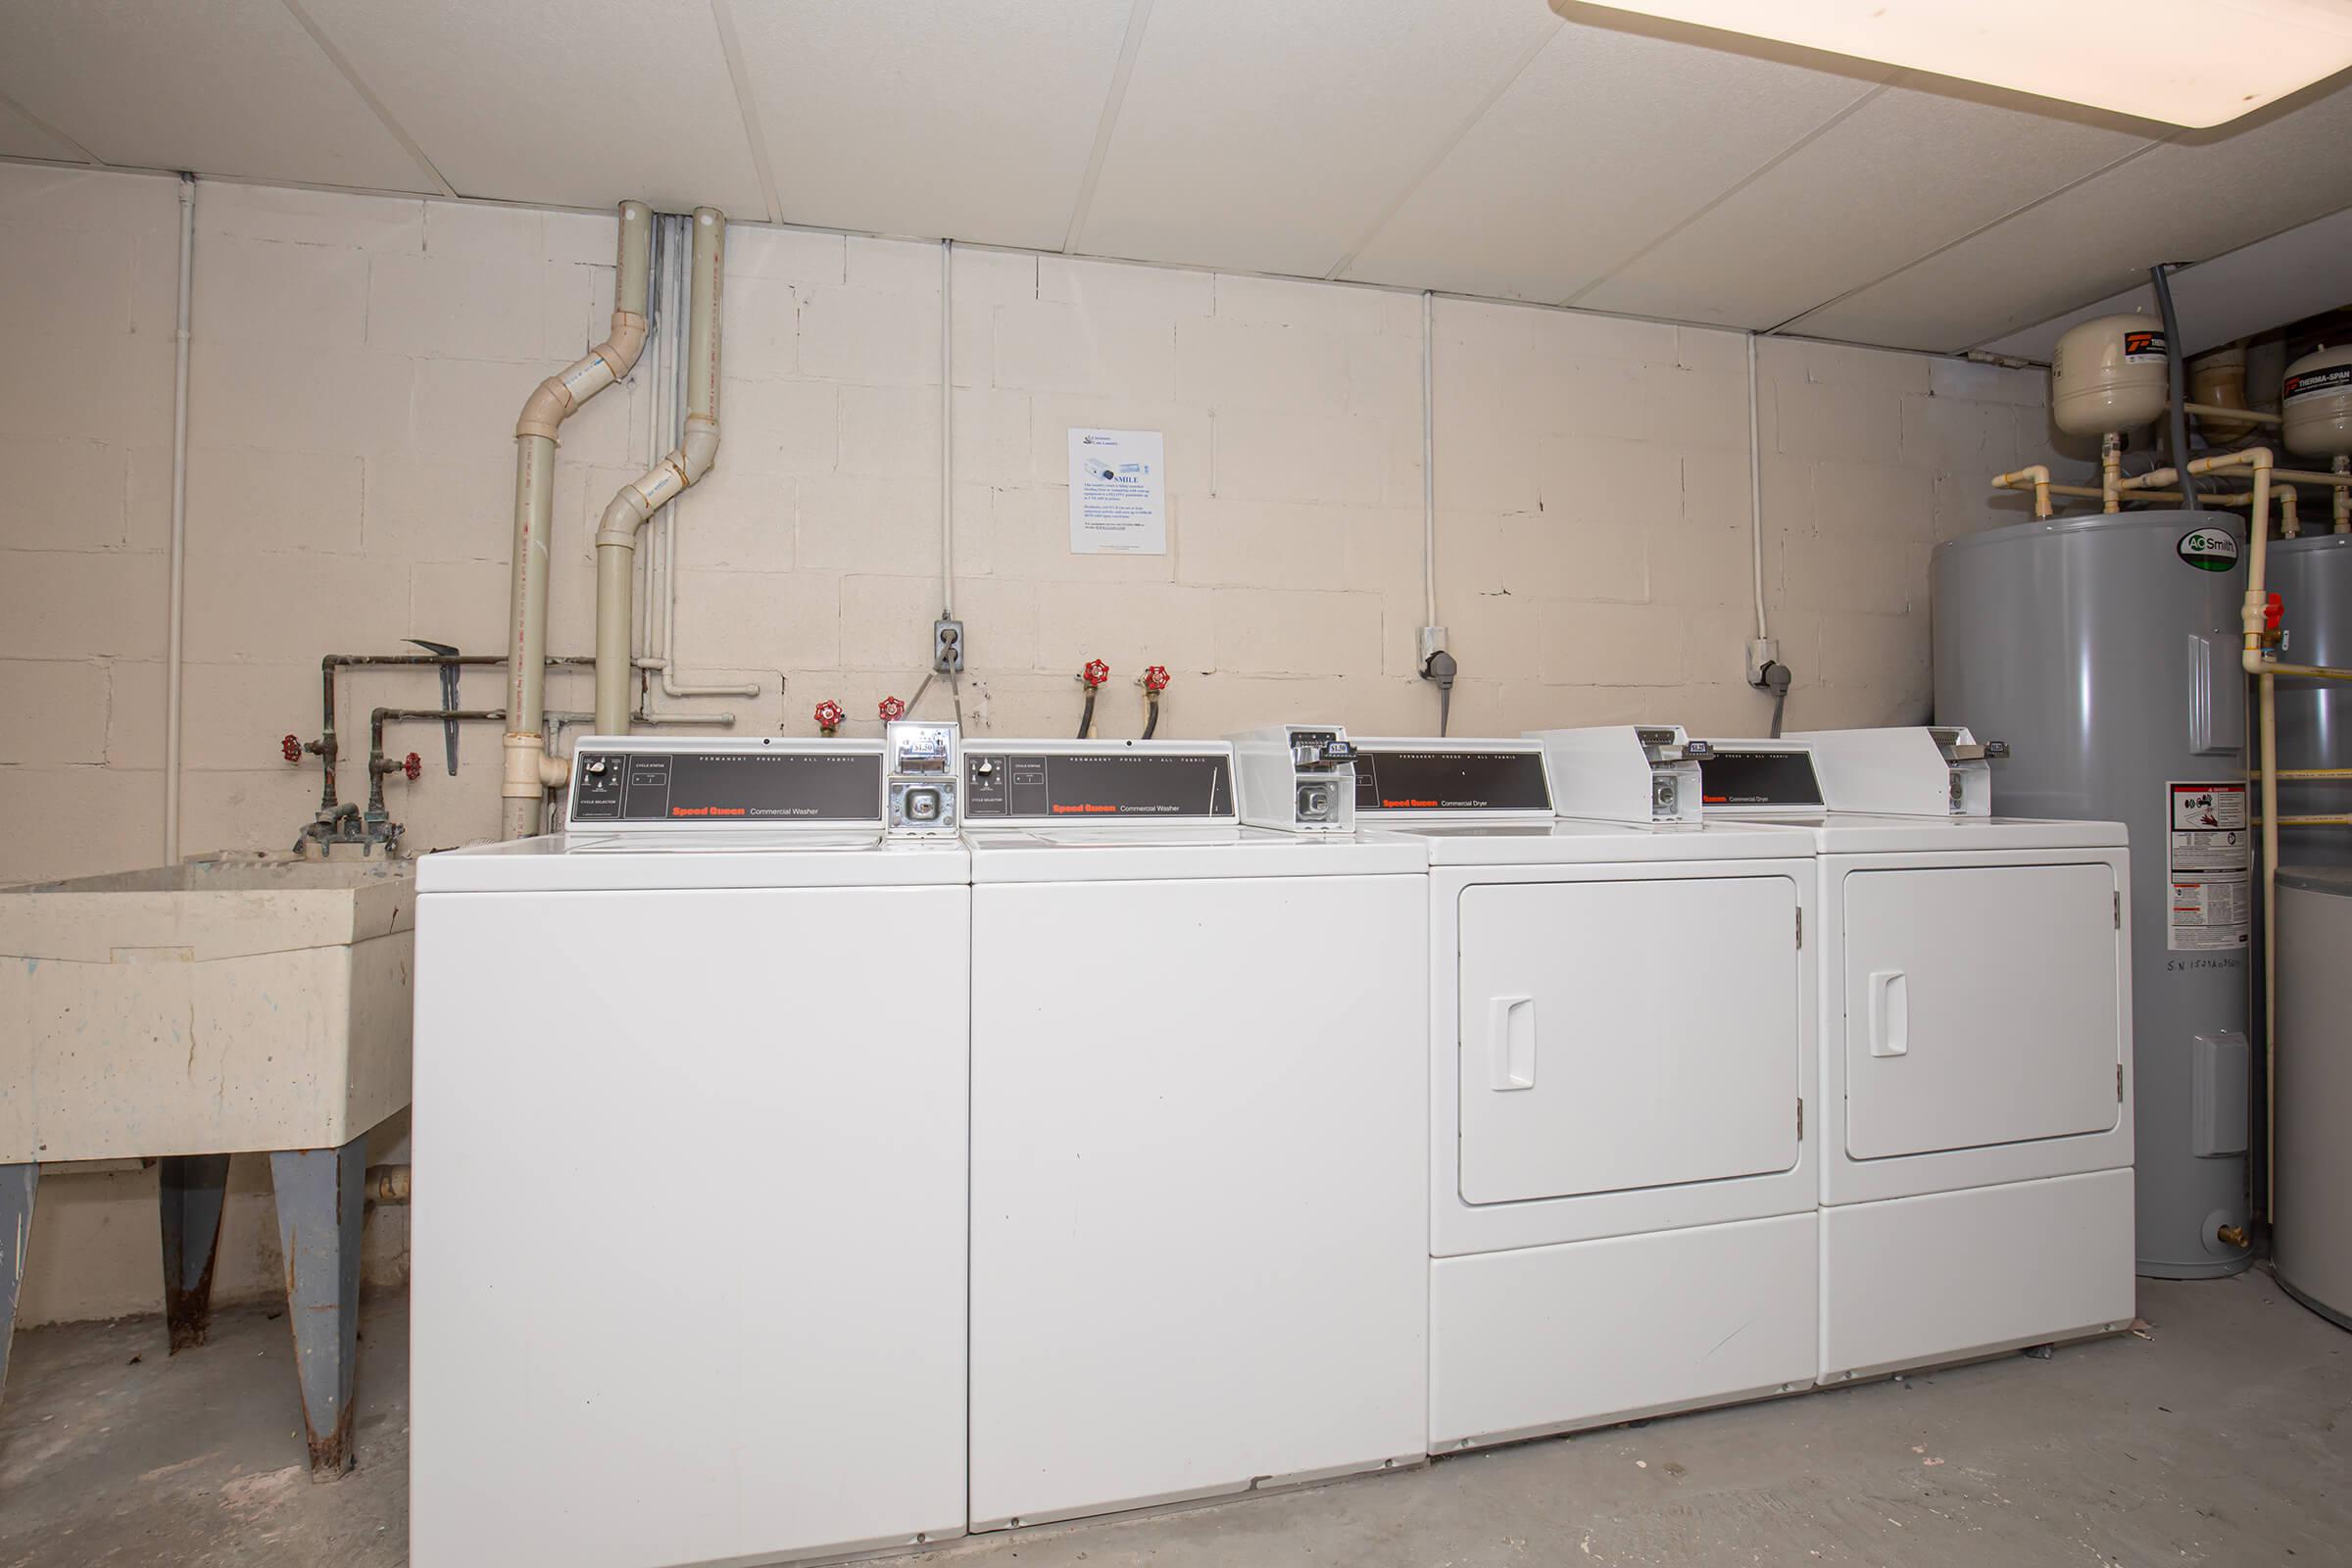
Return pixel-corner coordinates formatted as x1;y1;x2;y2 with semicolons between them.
503;200;652;839
595;209;724;736
163;173;194;864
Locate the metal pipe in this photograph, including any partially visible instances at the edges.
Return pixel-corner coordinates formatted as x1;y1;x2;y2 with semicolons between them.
593;209;723;736
506;200;651;837
2151;263;2196;511
164;173;194;864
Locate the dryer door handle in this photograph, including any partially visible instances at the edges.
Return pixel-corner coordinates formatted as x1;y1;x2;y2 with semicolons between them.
1868;969;1909;1057
1488;994;1537;1091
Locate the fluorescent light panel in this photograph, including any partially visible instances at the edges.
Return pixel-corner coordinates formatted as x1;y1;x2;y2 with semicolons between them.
1572;0;2352;126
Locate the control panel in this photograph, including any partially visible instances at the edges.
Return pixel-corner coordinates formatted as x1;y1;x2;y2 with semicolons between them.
963;742;1234;822
1785;724;2007;816
884;718;960;837
565;737;885;830
1693;741;1826;813
1530;724;1710;825
1349;740;1555;816
1228;724;1359;833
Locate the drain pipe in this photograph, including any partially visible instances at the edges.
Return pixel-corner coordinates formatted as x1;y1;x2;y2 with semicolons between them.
164;172;194;864
503;200;652;838
594;209;723;736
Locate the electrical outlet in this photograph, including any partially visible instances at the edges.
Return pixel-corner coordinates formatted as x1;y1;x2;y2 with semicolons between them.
1745;638;1781;687
934;617;965;674
1417;625;1450;670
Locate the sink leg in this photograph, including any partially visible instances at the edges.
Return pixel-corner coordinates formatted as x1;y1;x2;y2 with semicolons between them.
270;1137;366;1481
159;1153;233;1352
1;1162;36;1411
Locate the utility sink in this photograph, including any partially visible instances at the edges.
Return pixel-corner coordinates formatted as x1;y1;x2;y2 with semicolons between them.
0;855;414;1164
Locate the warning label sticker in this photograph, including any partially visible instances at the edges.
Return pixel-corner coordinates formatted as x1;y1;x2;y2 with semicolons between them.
2168;780;2251;952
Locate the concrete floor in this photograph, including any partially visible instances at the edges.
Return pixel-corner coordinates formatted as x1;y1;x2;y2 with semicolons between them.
1;1270;2344;1567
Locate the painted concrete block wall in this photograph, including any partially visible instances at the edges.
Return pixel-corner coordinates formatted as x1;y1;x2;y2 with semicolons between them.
0;162;2075;1322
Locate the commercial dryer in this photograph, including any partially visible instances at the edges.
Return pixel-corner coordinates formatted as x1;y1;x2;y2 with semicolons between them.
1350;728;1820;1452
410;728;972;1568
1701;729;2136;1384
962;733;1428;1530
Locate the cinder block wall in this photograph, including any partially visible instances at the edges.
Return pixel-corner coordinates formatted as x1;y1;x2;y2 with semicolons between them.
0;162;2075;1322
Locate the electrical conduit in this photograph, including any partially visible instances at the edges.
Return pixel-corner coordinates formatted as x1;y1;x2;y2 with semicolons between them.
594;208;723;736
503;200;652;839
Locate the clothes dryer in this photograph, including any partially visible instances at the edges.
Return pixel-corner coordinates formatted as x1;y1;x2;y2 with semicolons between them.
1700;729;2136;1384
1350;730;1820;1452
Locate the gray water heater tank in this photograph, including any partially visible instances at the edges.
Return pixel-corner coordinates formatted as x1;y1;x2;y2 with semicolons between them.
2269;534;2352;864
1935;511;2252;1279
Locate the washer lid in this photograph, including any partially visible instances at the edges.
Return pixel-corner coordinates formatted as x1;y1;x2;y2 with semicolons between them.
965;825;1426;882
416;832;969;893
1388;817;1807;866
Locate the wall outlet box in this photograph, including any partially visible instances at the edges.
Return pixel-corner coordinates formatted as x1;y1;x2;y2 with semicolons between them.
1745;638;1781;687
1418;625;1450;668
934;617;965;674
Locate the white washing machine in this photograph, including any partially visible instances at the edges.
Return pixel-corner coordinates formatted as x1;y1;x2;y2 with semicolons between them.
411;730;971;1568
963;734;1428;1529
1349;728;1820;1452
1699;728;2136;1384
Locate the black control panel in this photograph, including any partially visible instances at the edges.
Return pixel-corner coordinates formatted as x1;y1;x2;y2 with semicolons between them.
1696;748;1824;808
1354;749;1552;812
963;750;1232;819
570;748;884;824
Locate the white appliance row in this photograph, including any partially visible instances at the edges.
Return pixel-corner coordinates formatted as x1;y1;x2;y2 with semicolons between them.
408;720;2136;1568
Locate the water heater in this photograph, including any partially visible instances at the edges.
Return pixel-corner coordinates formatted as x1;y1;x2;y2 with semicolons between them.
1934;512;2252;1279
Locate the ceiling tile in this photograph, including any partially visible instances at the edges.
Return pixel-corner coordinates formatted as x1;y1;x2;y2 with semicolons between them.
1344;16;1885;303
0;0;432;190
0;97;86;165
729;0;1131;249
301;0;767;214
1574;81;2152;329
1980;206;2352;363
1075;0;1562;280
1785;76;2352;352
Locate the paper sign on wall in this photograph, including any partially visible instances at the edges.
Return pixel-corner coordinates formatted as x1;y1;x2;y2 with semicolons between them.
1068;428;1165;556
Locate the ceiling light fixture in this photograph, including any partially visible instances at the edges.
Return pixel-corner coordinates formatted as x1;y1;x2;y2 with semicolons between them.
1569;0;2352;126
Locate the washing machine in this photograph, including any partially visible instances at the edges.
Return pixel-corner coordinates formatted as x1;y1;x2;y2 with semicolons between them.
963;732;1427;1529
1348;726;1820;1452
1700;727;2136;1384
411;727;970;1568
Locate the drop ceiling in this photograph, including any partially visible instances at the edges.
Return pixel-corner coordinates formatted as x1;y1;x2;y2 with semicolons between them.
3;0;2348;358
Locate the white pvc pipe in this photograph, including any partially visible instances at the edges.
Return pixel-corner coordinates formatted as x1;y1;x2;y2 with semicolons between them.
594;209;723;735
163;173;194;865
1746;332;1768;642
503;200;651;838
1422;290;1437;630
941;238;955;617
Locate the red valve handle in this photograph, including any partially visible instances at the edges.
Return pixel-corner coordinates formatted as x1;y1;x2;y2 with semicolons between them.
403;752;422;781
813;699;845;732
878;695;906;721
1141;664;1170;693
1080;659;1110;688
282;734;303;763
2266;592;2285;630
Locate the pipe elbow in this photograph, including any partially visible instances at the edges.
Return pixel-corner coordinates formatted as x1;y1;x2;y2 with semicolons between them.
595;486;657;549
602;310;649;377
680;416;720;485
516;376;571;442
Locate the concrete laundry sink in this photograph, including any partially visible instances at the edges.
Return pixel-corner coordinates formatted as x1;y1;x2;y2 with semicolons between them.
0;853;415;1478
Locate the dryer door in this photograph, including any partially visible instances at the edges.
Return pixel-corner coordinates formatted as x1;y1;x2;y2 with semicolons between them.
1840;861;2122;1160
1456;874;1801;1205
